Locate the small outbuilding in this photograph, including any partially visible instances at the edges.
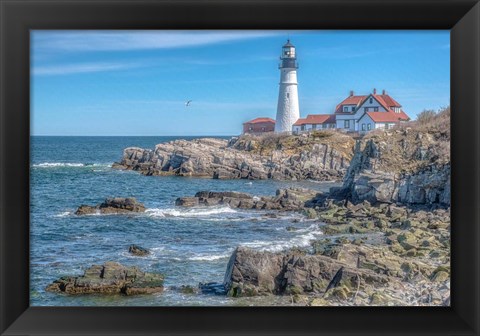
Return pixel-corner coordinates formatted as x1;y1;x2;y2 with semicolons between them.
292;114;336;134
243;117;276;134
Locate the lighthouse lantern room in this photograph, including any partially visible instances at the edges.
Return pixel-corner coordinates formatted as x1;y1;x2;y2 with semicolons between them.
275;40;300;133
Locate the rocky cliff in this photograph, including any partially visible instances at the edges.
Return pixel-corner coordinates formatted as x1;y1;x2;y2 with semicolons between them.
331;110;451;206
112;132;354;181
113;108;450;206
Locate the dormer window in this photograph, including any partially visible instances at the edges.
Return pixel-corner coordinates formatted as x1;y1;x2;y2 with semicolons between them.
352;107;356;112
343;106;348;112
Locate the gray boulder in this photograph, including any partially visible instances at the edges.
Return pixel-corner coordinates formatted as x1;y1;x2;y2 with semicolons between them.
223;246;388;297
128;244;150;256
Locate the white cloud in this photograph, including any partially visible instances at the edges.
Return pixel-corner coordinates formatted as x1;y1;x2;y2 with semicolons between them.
32;31;277;53
33;61;139;76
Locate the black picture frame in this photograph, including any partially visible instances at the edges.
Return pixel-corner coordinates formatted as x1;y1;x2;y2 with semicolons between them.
1;0;479;335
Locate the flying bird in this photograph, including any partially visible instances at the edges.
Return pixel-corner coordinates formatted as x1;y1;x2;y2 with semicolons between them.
185;100;192;107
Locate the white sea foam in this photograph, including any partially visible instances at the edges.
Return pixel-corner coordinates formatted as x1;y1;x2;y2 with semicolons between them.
188;253;231;261
32;162;111;168
53;211;71;218
241;225;323;252
145;206;237;218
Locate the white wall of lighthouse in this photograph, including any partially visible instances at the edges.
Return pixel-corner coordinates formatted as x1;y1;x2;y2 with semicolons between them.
275;40;300;133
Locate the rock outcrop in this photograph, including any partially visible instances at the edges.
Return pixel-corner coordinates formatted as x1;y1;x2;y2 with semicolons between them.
331;126;451;206
175;188;319;211
221;196;450;305
75;197;146;215
46;262;164;295
223;246;390;297
128;244;150;256
112;134;354;181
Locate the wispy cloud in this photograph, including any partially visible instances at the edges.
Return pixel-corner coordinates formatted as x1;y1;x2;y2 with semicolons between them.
32;31;278;53
66;99;275;113
33;61;140;76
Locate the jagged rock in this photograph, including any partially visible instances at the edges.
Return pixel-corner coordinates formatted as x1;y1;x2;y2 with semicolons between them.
128;244;150;256
45;262;164;295
175;197;199;207
175;188;319;211
75;198;145;215
334;126;450;207
223;246;388;297
112;135;353;181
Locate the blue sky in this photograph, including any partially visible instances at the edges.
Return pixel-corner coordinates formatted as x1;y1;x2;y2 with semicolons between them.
31;30;450;136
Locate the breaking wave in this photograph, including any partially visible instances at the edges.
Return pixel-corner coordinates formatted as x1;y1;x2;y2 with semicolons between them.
32;162;111;168
53;211;72;218
240;224;323;252
145;207;237;218
188;253;231;261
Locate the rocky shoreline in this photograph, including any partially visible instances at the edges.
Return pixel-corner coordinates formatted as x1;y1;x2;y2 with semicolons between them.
47;115;450;305
221;195;450;306
112;133;354;181
50;185;450;306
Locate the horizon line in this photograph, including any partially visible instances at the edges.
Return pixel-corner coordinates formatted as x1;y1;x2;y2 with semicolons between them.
30;134;238;137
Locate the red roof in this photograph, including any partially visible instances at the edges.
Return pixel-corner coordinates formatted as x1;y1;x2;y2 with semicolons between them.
378;94;401;107
294;114;336;126
335;92;402;114
293;118;307;126
335;95;366;113
244;117;275;124
366;110;410;123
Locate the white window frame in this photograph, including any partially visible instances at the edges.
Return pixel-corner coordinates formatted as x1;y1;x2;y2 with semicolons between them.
344;120;350;129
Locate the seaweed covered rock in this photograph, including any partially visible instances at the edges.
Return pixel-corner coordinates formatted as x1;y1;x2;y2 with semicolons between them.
75;198;146;215
128;244;150;256
176;188;319;211
45;262;164;295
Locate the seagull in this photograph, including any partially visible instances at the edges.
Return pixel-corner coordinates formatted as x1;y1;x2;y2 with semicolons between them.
185;100;192;107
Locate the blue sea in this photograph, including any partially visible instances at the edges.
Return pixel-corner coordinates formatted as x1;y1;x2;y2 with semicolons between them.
30;136;337;306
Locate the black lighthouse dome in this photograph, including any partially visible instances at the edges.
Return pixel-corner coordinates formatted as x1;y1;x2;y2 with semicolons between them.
283;39;294;48
280;39;298;69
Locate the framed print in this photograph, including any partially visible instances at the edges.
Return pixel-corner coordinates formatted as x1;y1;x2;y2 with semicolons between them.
1;0;479;335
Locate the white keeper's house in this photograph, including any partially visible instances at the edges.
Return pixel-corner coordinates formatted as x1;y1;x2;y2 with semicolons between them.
292;89;410;134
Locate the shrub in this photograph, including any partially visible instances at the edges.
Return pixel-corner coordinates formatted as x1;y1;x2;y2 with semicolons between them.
311;130;334;139
416;109;437;124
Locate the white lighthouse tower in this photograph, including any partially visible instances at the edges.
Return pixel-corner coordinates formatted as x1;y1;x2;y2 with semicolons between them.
275;40;300;133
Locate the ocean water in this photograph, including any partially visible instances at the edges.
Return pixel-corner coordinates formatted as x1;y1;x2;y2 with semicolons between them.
30;136;338;306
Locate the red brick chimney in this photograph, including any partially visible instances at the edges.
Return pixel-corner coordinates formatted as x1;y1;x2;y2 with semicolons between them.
373;88;377;94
